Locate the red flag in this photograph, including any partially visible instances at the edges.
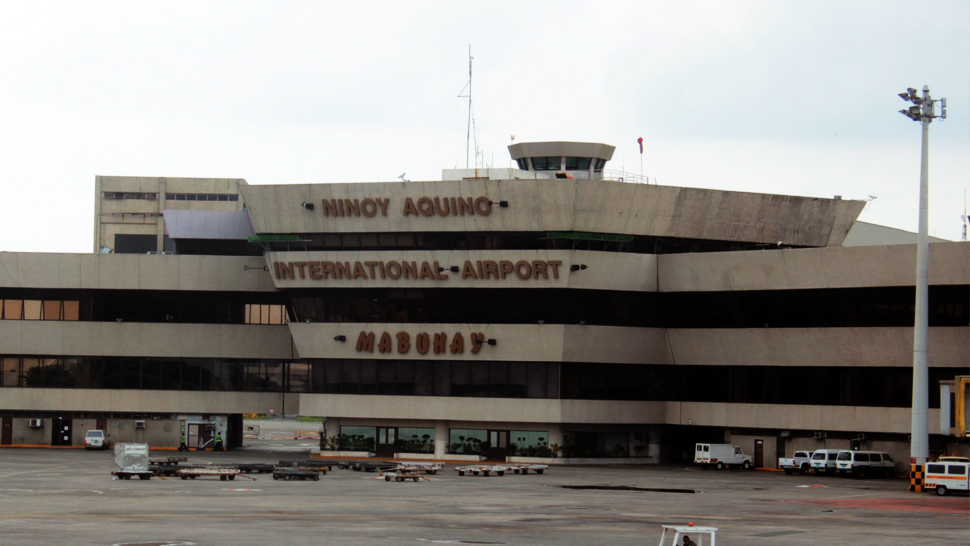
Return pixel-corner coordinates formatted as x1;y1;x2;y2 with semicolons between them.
637;137;643;154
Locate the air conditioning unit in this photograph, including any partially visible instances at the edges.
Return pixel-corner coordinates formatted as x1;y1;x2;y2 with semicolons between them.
27;419;42;428
134;420;146;429
813;432;826;440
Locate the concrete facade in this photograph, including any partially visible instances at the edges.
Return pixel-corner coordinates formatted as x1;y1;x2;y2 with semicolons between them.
2;157;967;470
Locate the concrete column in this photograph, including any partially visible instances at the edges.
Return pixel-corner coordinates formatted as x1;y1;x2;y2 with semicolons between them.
434;421;449;458
648;425;662;462
324;418;340;444
547;424;563;456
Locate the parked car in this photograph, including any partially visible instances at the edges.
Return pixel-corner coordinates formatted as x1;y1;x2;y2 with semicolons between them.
84;429;109;450
835;450;894;478
778;450;813;475
809;449;842;474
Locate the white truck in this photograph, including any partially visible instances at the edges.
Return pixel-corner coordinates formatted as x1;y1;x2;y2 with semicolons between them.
694;443;754;470
111;443;153;480
778;450;813;475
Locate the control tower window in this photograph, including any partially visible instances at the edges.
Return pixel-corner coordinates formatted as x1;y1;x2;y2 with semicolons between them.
530;156;562;171
564;157;591;171
516;158;529;170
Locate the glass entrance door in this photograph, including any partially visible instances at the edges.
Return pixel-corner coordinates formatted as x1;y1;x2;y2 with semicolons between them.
377;427;397;457
487;430;509;461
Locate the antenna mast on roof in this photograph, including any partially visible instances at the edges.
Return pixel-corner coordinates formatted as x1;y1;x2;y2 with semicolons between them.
458;46;475;169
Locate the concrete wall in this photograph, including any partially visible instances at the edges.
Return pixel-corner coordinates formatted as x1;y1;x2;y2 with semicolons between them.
659;241;969;291
241;179;865;247
0;322;293;359
0;253;276;292
289;322;670;364
266;249;658;292
6;417;49;445
72;417;181;448
667;326;968;368
0;390;298;415
289;322;968;368
666;401;938;434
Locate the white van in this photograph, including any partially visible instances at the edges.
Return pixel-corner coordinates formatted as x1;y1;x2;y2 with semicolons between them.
694;443;754;470
809;449;841;474
84;429;109;450
835;450;894;478
924;461;970;496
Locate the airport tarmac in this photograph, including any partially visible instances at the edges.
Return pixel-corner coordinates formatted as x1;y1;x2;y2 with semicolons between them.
0;442;966;546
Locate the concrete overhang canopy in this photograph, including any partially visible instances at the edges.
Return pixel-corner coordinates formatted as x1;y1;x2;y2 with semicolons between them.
162;210;254;240
507;141;616;162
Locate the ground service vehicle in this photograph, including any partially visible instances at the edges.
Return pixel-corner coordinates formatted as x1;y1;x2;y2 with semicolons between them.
694;443;753;470
924;461;969;496
778;451;813;475
809;449;841;474
835;450;894;478
111;443;152;480
84;430;109;450
657;524;717;545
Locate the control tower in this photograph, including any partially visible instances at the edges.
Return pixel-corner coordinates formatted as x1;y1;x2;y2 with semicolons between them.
507;141;615;180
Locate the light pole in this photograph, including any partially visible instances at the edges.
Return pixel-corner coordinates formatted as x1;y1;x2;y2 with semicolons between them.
898;86;946;472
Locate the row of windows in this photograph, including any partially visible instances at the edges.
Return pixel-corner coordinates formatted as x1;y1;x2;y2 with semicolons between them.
515;157;607;172
0;357;558;398
926;464;967;475
263;231;774;255
0;357;300;392
333;426;627;458
0;355;955;408
288;286;969;328
0;286;965;328
0;289;290;325
103;192;157;200
165;193;239;202
1;300;79;321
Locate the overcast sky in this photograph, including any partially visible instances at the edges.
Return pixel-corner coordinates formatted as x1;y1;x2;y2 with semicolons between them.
1;1;967;253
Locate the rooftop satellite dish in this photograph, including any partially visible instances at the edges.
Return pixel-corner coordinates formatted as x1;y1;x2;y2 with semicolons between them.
398;173;409;182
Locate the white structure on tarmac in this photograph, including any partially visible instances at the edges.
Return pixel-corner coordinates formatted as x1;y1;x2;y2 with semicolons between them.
0;141;967;470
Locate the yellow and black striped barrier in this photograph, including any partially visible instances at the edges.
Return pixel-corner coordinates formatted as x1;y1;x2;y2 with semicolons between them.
909;464;923;492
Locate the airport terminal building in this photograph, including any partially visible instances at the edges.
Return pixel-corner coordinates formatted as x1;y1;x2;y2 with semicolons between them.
1;141;967;469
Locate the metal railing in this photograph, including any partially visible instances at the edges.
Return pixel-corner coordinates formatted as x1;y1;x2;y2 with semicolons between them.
601;169;652;184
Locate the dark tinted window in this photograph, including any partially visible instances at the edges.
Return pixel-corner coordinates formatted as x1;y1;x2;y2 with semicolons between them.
530;156;561;171
114;234;157;254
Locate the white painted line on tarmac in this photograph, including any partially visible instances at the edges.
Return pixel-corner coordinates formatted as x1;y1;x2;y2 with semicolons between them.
0;466;68;479
113;542;197;546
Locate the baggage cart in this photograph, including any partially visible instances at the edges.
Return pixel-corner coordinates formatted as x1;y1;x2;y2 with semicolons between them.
272;467;321;481
177;467;242;481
